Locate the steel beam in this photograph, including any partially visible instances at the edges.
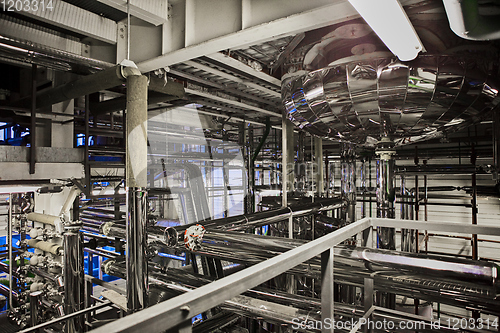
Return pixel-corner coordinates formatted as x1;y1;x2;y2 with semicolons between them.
17;0;117;44
97;0;167;26
137;2;359;72
0;15;84;55
185;88;279;117
206;52;281;87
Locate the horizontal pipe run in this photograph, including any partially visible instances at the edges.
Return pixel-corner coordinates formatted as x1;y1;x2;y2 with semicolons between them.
26;239;62;256
26;212;61;226
84;248;118;259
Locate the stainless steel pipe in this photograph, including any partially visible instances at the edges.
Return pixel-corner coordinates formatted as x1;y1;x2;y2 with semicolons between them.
341;142;356;223
63;225;84;333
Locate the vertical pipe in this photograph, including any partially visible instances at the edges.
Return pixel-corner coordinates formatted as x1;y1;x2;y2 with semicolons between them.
8;193;12;310
247;125;254;213
321;248;334;333
63;225;84;333
30;291;42;328
360;159;366;219
281;115;294;207
314;137;324;197
341;142;356;223
375;140;395;249
126;74;149;312
84;95;90;196
30;64;37;174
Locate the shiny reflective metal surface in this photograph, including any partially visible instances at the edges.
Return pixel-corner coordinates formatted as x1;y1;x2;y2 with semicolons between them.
341;142;356;223
126;187;149;312
282;55;498;146
63;226;84;333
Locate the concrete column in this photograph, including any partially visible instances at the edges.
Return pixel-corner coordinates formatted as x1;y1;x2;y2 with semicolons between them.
126;74;148;312
314;137;324;196
281;115;295;206
51;100;74;147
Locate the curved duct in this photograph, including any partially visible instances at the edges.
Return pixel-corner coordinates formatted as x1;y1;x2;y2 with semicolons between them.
282;54;499;146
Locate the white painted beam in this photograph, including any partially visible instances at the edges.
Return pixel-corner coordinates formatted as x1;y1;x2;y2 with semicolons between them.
17;0;117;44
97;0;167;26
207;52;282;87
138;2;359;72
183;60;281;98
0;15;84;55
185;88;279;117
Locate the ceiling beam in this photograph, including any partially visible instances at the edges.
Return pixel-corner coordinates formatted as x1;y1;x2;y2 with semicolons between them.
206;52;282;87
0;15;85;55
96;0;167;26
17;0;117;44
137;2;359;72
184;60;281;99
185;88;280;117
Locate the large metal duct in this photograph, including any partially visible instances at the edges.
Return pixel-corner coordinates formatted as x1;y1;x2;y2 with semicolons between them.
282;54;498;146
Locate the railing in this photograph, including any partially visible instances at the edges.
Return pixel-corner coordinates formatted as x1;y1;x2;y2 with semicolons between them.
89;218;500;333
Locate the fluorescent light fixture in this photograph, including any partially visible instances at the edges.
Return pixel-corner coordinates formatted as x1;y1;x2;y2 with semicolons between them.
348;0;424;61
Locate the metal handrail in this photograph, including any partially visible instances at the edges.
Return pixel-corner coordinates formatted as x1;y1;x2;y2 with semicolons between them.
88;218;500;333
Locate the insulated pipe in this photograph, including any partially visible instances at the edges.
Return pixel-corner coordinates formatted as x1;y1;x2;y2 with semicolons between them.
63;225;84;333
442;0;500;41
126;74;149;312
60;186;81;218
26;212;61;226
26;239;62;256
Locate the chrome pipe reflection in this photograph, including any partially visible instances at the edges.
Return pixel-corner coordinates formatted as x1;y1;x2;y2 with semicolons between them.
341;142;356;223
63;224;84;333
126;187;148;312
376;138;396;250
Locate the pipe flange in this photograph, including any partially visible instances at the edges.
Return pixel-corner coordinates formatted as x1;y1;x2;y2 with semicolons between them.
184;224;206;252
375;138;396;160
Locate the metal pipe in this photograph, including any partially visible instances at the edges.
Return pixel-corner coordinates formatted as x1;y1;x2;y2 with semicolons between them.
126;74;149;312
63;225;84;333
8;193;12;310
30;291;42;327
282;115;295;206
30;63;36;174
251;116;270;165
341;142;356;223
151;198;344;246
102;198;344;244
395;164;477;175
375;139;396;250
314;136;324;196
